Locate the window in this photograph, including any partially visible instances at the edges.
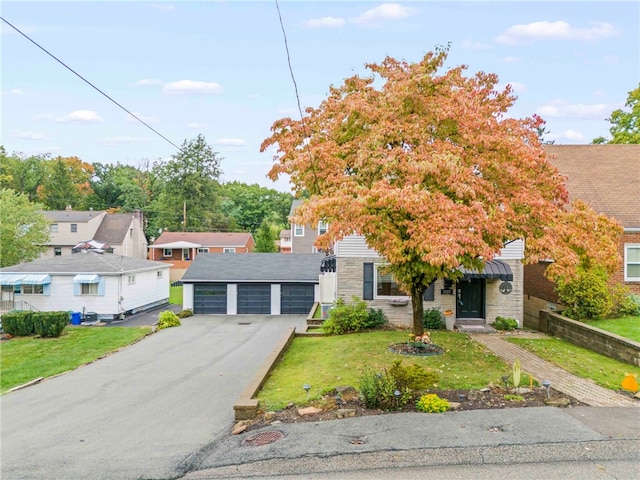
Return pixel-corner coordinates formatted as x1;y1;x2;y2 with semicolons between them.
50;223;58;233
375;265;407;297
157;270;163;279
294;224;304;236
129;228;133;237
163;248;172;257
198;248;209;253
81;283;98;295
21;284;44;295
223;247;236;253
70;224;78;232
54;247;62;256
318;221;328;236
625;244;640;281
128;275;136;284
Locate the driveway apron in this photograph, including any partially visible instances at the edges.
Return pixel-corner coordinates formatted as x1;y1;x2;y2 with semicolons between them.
1;315;307;480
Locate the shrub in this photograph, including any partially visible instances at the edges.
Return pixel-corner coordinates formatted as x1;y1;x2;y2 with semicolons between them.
157;310;181;330
613;291;640;317
322;297;369;335
492;316;519;331
388;360;439;391
1;311;35;336
177;309;194;318
358;368;411;410
423;308;445;330
365;308;387;329
32;311;68;338
416;393;450;413
556;267;615;320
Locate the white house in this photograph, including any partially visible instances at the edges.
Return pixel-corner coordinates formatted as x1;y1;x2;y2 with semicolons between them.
0;251;171;321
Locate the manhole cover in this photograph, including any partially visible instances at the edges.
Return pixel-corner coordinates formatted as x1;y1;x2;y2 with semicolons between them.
242;431;284;447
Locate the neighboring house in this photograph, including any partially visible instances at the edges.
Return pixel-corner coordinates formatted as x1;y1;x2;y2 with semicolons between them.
279;230;292;253
523;144;640;326
327;235;523;329
41;209;147;260
289;199;330;253
148;231;255;281
181;253;325;315
0;251;171;320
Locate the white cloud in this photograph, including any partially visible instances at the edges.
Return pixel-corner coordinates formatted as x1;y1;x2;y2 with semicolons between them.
150;3;174;11
561;129;586;142
103;136;148;145
304;16;346;29
55;110;104;123
186;122;206;129
462;40;492;51
351;3;412;27
215;138;246;147
536;99;618;119
132;79;163;86
163;80;224;95
13;131;47;141
496;21;618;45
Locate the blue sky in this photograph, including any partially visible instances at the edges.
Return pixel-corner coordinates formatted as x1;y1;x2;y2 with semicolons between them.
2;1;638;192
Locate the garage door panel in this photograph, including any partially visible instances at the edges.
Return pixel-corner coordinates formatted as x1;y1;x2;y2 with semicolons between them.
194;284;227;314
281;283;314;314
237;284;271;314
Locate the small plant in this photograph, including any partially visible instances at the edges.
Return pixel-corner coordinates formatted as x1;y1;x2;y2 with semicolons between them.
492;316;519;331
157;310;181;330
358;367;411;410
388;360;439;391
365;308;387;329
177;309;194;318
423;308;445;330
322;297;377;335
416;393;450;413
504;394;525;402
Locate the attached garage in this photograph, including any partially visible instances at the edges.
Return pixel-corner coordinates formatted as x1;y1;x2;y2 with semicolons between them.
237;284;271;314
281;283;315;314
194;283;227;314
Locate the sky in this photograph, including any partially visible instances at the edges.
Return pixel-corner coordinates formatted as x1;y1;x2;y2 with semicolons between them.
2;1;639;192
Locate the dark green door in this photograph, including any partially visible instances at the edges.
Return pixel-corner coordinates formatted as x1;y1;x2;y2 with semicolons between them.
456;279;485;318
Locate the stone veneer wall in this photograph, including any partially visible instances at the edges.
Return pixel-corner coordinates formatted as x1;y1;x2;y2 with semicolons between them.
539;310;640;367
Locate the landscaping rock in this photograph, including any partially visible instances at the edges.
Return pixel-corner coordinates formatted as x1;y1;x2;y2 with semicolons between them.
298;406;323;416
231;424;247;435
335;408;356;419
263;411;276;421
544;397;571;407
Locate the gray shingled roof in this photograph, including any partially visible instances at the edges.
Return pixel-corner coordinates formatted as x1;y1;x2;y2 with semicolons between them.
41;210;106;222
93;214;134;244
181;253;326;283
0;251;168;275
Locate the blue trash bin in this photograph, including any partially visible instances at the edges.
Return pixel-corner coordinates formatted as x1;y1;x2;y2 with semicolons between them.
71;312;81;325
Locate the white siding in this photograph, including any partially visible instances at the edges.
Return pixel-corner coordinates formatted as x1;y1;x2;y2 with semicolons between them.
183;283;194;310
120;268;170;313
271;284;281;315
335;235;379;258
227;284;238;315
496;239;525;260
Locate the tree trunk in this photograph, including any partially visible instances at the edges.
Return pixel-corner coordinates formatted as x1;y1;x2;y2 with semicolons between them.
410;284;426;336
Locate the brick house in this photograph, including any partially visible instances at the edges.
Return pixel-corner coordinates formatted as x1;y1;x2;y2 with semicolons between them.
523;144;640;326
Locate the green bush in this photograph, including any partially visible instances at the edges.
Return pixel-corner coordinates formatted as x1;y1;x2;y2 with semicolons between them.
388;360;439;391
1;311;35;336
322;297;370;335
556;267;615;320
358;367;411;410
32;311;68;338
157;310;181;330
416;393;450;413
492;316;519;331
423;308;445;330
177;308;194;318
365;308;387;329
613;291;640;317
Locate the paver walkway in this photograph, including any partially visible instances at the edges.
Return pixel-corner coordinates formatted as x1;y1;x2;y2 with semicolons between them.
471;333;638;407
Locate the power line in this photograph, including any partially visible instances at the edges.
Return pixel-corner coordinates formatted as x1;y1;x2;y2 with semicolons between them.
1;16;183;152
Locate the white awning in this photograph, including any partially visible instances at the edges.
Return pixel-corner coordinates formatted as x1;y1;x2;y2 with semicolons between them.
21;274;51;285
150;241;201;249
73;274;100;284
0;274;25;286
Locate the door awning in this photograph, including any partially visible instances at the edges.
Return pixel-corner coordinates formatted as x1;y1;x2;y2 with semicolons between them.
0;274;25;286
459;260;513;281
73;274;100;284
21;274;51;285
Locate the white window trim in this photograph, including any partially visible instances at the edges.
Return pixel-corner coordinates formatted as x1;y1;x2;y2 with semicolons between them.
223;247;236;253
374;263;409;299
198;247;209;253
624;243;640;281
50;223;58;233
163;248;172;257
20;284;44;295
157;270;163;279
318;221;328;236
128;275;136;285
294;224;304;237
70;223;78;232
80;283;98;295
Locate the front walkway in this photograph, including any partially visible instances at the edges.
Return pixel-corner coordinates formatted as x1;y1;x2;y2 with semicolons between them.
471;333;638;408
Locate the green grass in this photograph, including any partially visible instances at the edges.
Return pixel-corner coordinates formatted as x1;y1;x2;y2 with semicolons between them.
258;330;510;410
0;326;152;394
170;286;183;305
507;336;640;391
583;316;640;342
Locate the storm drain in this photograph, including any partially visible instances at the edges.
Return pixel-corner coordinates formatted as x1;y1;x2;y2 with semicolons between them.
242;431;284;447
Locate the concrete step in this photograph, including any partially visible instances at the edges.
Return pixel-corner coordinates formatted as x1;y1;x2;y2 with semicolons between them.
456;323;496;334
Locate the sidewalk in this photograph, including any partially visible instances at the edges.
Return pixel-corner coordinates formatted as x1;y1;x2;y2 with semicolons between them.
470;333;638;407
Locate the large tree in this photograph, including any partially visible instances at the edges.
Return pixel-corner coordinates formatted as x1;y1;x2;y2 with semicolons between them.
0;189;50;267
0;149;47;202
88;162;149;211
593;83;640;144
262;47;620;335
38;156;94;210
254;219;278;252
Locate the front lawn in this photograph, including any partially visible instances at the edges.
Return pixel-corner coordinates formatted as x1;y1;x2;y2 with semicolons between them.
584;316;640;342
0;326;152;394
258;330;509;410
507;336;640;391
170;286;182;305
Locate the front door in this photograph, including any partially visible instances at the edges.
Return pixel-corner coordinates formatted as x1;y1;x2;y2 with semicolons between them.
456;279;485;318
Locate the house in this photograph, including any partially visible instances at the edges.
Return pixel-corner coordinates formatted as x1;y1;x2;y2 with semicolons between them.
41;209;148;260
148;231;255;281
0;251;171;320
181;253;325;315
523;144;640;325
278;230;292;253
288;199;329;253
326;235;523;329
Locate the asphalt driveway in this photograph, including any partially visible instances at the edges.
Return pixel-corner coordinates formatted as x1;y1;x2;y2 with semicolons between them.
1;314;307;480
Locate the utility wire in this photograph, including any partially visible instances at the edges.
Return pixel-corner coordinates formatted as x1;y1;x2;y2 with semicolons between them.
1;16;183;152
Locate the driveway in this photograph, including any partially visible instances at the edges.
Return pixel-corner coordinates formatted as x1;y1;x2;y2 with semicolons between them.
1;315;307;480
